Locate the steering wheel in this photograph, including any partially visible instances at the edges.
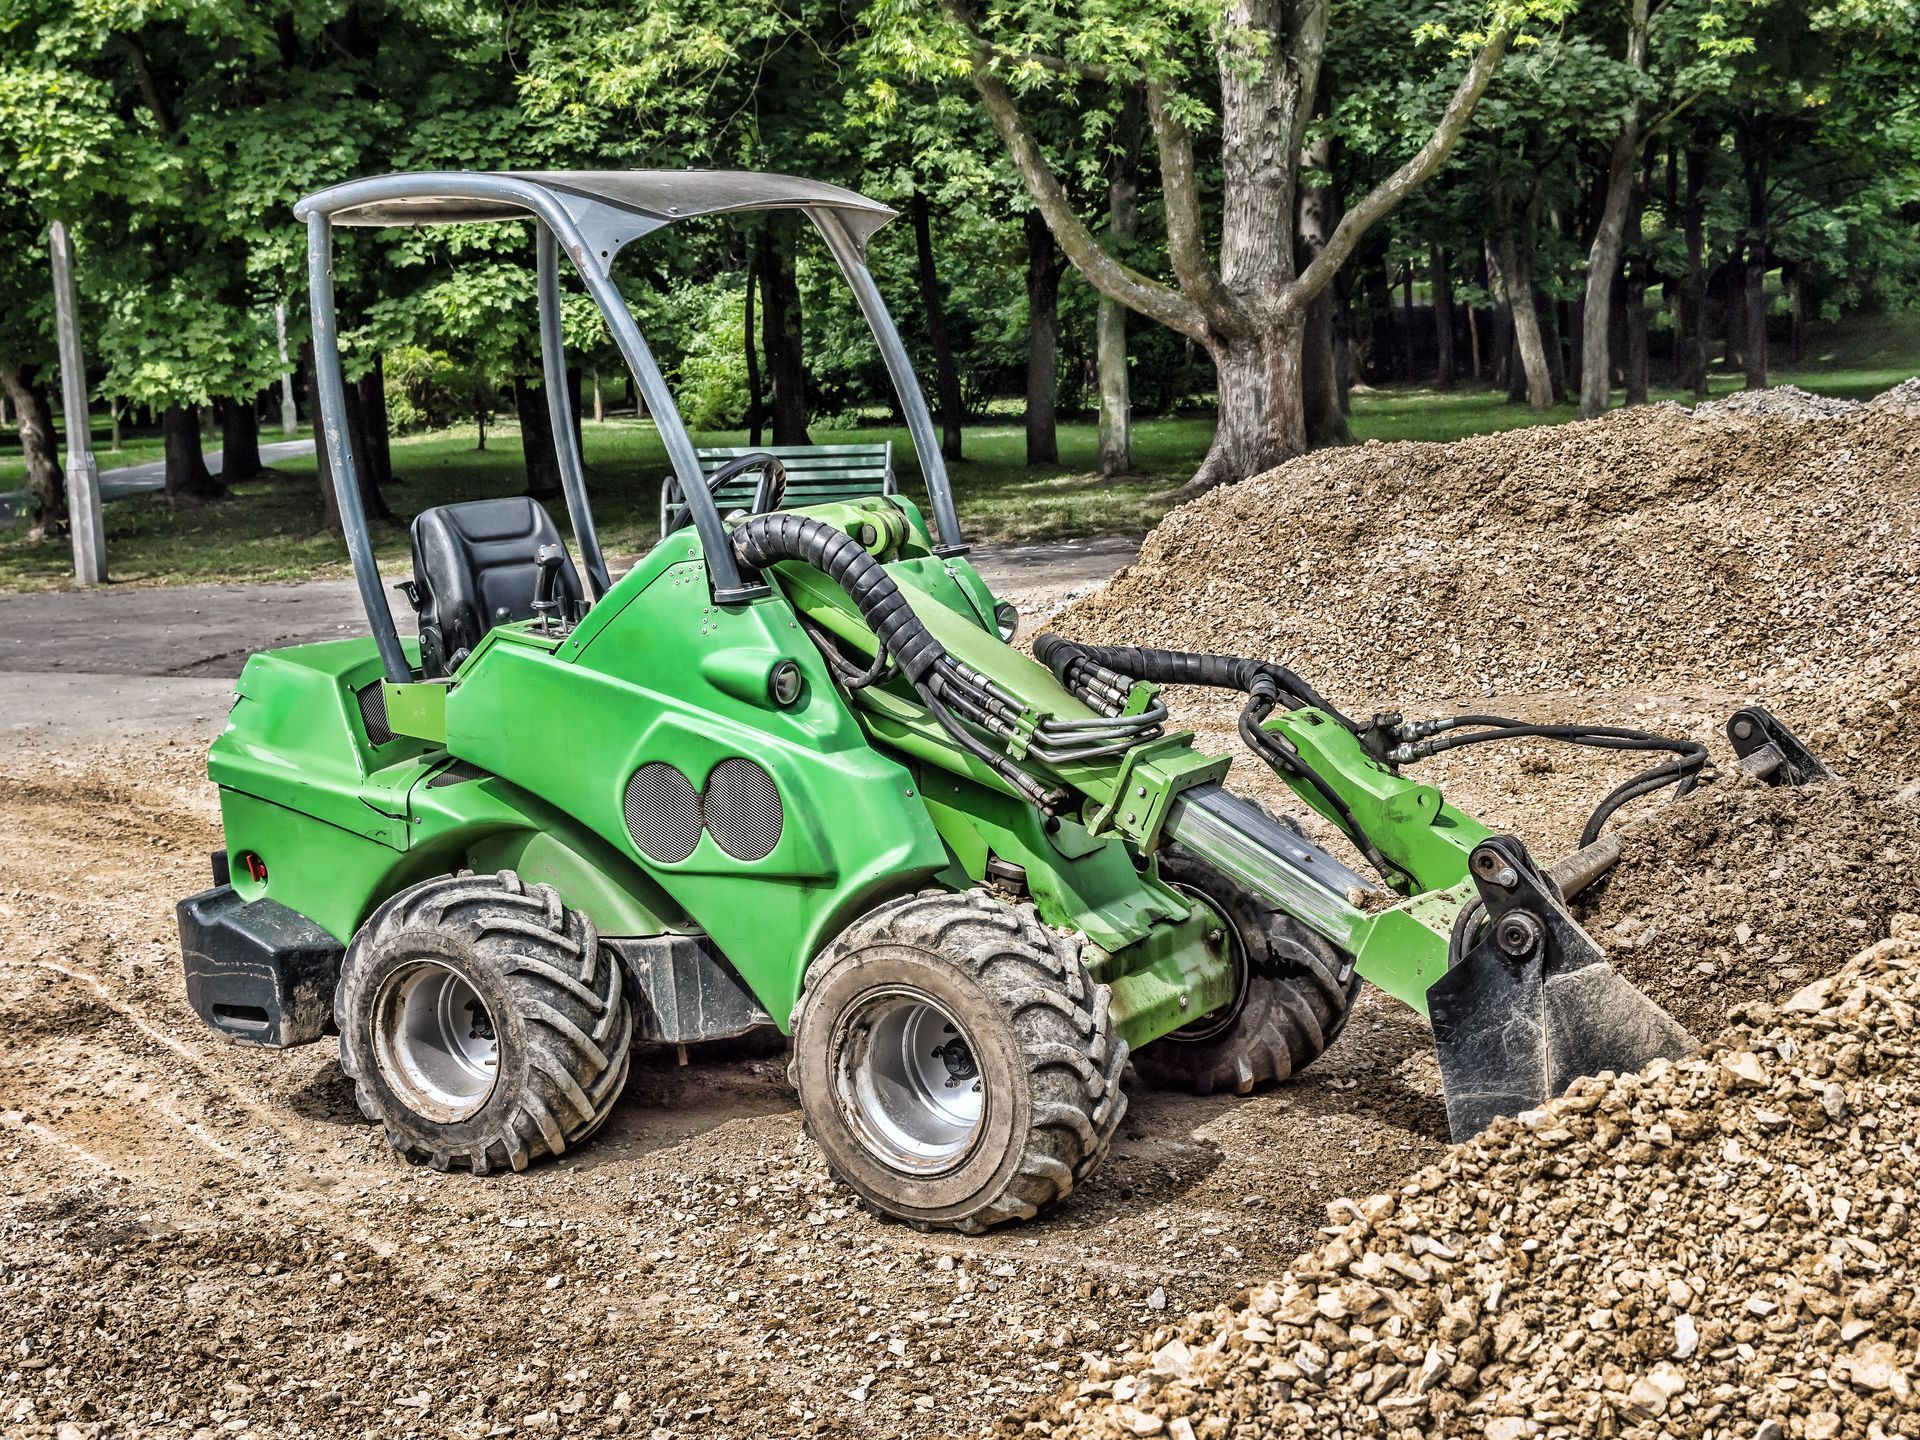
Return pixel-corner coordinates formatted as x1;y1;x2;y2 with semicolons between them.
667;452;787;534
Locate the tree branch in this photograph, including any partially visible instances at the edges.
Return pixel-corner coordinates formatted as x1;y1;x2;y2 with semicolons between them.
1145;84;1247;334
944;0;1209;342
1283;0;1331;158
1288;27;1511;314
116;35;177;141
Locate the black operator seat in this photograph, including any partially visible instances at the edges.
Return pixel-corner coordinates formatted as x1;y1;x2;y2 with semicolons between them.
402;497;584;678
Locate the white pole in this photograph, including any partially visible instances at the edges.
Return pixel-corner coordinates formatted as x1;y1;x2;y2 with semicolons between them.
274;302;298;434
49;221;106;587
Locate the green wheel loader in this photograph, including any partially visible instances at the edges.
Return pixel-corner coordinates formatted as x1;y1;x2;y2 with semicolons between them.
176;170;1822;1231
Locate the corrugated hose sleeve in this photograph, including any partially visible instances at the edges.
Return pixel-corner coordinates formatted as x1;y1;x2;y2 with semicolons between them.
733;513;945;684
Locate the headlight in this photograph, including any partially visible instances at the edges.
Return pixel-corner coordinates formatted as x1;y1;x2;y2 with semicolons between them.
768;659;804;707
993;601;1020;642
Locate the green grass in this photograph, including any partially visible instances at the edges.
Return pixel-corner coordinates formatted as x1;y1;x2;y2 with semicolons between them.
1;324;1913;591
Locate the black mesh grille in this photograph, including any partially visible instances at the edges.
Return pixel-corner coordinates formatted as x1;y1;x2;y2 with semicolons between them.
702;758;782;862
428;760;487;788
356;683;393;747
624;764;703;864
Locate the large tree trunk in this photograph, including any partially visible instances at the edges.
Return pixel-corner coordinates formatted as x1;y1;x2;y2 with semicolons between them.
1299;128;1351;447
514;377;563;503
743;249;765;447
1681;138;1710;396
1623;175;1650;407
1182;322;1307;495
1491;215;1552;412
909;193;964;461
1737;117;1770;391
356;356;393;490
1097;89;1145;476
2;366;65;533
1578;0;1650;418
963;0;1510;494
219;395;265;483
1430;242;1456;390
162;404;225;504
1024;209;1061;465
757;219;811;446
1742;243;1768;390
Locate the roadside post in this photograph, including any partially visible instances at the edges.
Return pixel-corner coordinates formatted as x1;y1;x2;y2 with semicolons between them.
49;220;107;586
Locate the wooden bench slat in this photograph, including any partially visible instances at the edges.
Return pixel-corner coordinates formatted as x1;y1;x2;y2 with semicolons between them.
663;441;895;536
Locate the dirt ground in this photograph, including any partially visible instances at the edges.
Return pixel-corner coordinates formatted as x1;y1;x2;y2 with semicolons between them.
0;737;1452;1440
8;674;1880;1439
7;395;1918;1438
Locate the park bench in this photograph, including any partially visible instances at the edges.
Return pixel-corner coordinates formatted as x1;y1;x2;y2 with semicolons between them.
658;441;895;538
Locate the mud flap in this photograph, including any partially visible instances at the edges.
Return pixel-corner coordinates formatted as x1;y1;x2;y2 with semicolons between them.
1427;835;1694;1141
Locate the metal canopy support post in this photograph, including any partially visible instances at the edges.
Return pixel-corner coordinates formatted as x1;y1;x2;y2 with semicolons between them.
536;224;611;599
306;213;410;683
48;221;106;586
809;208;966;557
556;212;760;602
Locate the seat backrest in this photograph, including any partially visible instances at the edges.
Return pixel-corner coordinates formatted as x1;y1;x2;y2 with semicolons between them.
407;496;583;677
659;442;894;536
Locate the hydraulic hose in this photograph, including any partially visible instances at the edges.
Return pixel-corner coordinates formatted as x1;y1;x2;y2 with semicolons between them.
1032;634;1712;887
1035;635;1400;882
732;513;1063;810
1033;637;1361;732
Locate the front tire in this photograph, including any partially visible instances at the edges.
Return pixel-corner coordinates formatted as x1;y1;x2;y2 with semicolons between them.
337;871;634;1172
1131;839;1361;1096
790;889;1127;1233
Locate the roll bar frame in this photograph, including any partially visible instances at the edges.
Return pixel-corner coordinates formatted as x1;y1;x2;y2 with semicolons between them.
294;170;966;684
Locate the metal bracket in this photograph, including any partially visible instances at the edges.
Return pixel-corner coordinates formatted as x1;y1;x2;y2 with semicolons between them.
1726;706;1834;787
1426;835;1692;1141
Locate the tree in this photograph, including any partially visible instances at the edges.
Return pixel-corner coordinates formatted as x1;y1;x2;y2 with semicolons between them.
0;201;66;534
864;0;1541;491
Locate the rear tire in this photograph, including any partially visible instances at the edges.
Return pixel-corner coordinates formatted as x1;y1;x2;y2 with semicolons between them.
1131;833;1361;1096
337;870;634;1172
789;889;1127;1233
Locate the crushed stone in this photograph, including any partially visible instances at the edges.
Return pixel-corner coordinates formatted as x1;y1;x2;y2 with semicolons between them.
1578;778;1920;1039
1053;401;1920;706
1011;917;1920;1440
1691;384;1862;420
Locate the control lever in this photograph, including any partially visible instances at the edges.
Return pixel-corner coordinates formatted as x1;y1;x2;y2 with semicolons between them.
532;545;566;634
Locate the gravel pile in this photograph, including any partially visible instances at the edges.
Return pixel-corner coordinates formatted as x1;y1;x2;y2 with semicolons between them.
1579;778;1920;1038
1799;651;1920;776
1868;378;1920;413
1691;385;1861;420
1054;399;1920;705
1011;917;1920;1440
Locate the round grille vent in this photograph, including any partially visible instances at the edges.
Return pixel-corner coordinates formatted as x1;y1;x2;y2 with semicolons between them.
624;763;703;864
702;758;783;862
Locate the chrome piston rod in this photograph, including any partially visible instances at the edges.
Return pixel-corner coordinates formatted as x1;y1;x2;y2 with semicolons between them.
1162;783;1380;952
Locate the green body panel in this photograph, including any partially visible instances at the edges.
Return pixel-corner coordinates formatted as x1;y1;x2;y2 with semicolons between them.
1263;709;1493;894
1086;905;1238;1052
1347;882;1475;1019
1257;709;1491;1017
437;549;950;1025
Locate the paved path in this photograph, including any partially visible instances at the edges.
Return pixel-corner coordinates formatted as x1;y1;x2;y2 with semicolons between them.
0;534;1138;751
0;436;316;526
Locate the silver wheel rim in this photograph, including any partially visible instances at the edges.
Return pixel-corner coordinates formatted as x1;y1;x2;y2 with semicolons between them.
834;987;983;1174
372;959;499;1122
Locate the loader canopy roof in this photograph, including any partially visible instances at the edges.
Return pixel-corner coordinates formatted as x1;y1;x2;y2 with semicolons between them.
296;169;897;248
